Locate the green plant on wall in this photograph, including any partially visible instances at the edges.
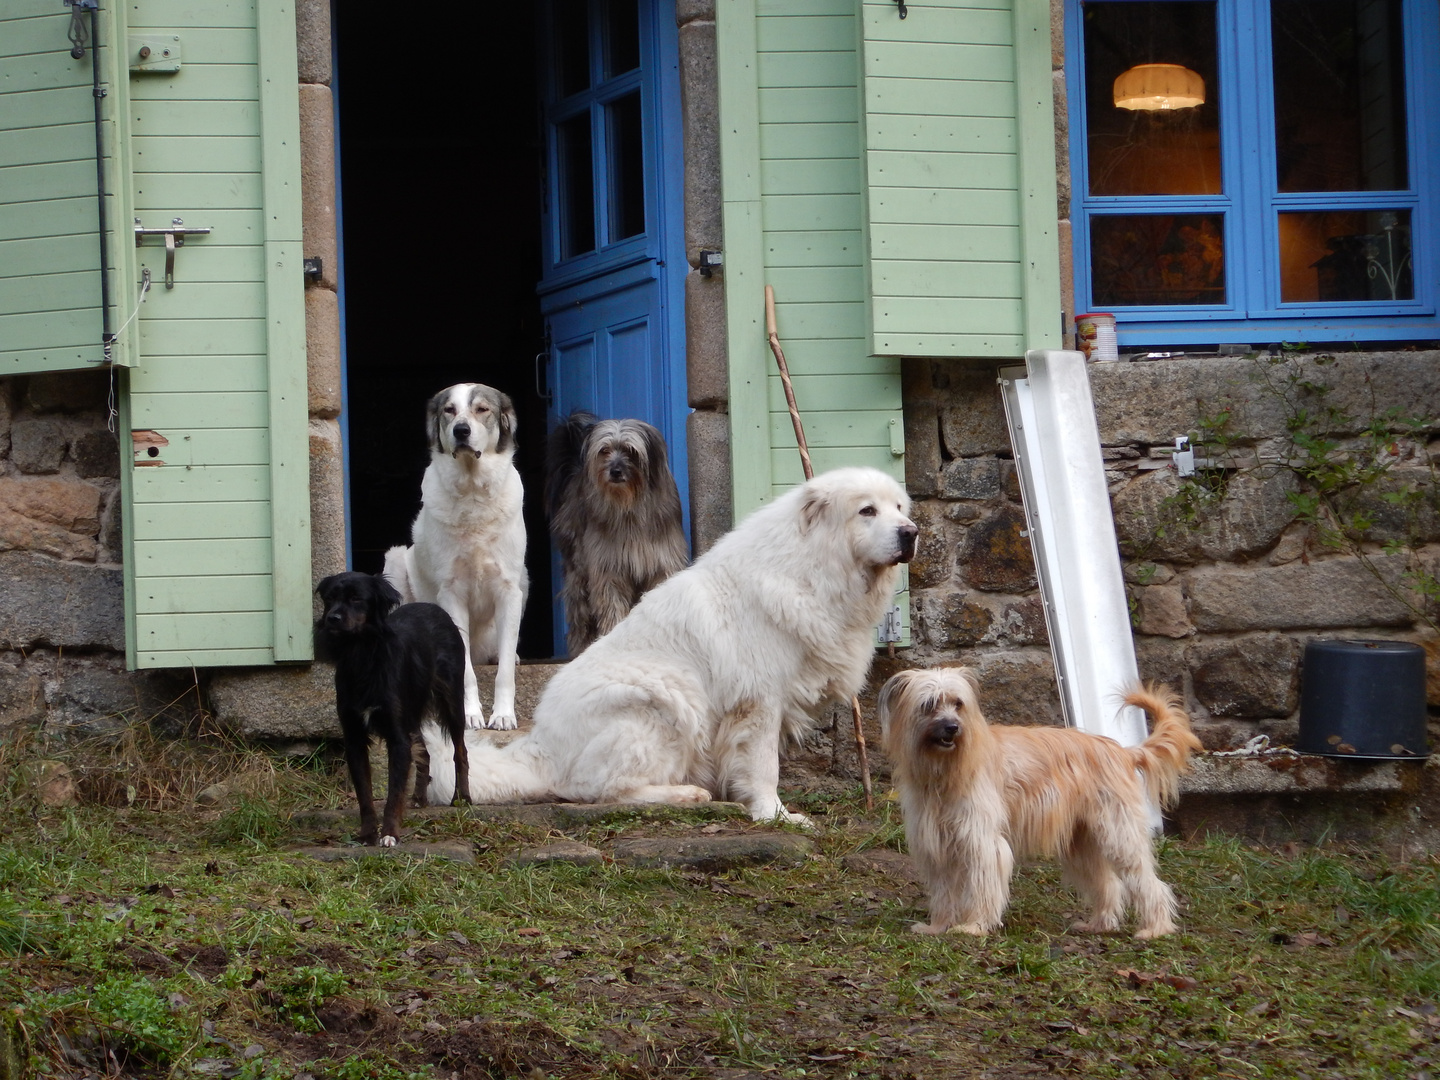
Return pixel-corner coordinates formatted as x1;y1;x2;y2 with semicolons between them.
1253;355;1438;631
1151;355;1439;632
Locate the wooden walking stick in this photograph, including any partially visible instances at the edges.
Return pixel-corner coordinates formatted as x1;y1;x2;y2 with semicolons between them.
765;284;875;812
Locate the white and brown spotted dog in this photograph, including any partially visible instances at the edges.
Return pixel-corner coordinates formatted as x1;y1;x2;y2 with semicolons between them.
384;384;528;730
878;668;1200;939
544;410;689;655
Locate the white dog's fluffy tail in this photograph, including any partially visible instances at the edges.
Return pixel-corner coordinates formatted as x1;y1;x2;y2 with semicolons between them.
420;725;555;805
382;545;417;604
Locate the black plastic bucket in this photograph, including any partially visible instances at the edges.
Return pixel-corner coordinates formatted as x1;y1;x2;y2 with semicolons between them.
1298;639;1429;759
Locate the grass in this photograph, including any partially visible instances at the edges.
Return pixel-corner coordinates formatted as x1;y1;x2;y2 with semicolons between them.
0;725;1437;1078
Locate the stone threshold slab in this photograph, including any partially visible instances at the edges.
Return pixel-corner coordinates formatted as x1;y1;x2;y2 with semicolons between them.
1180;752;1422;797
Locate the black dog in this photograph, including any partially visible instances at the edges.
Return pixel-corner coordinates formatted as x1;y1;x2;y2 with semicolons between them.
314;572;471;846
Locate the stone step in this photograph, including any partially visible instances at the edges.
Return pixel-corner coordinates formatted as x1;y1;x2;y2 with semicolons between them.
213;660;566;741
1174;752;1435;849
289;800;749;834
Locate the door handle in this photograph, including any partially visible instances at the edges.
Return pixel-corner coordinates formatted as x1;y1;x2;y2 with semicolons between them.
534;349;552;404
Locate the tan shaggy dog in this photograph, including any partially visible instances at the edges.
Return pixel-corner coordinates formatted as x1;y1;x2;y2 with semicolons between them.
877;668;1200;939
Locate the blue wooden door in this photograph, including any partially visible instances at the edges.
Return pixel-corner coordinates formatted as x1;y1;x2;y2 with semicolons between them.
539;0;687;654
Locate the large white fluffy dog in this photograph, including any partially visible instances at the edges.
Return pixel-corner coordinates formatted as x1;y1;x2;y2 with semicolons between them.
384;384;529;731
423;467;918;824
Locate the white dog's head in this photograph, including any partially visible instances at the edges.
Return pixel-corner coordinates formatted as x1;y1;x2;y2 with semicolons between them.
426;383;517;460
798;467;918;568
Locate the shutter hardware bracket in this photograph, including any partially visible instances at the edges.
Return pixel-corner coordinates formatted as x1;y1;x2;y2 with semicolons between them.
894;0;908;18
134;217;213;289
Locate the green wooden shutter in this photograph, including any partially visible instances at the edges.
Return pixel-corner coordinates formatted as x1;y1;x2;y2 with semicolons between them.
857;0;1061;357
717;0;910;643
120;0;311;668
719;0;906;506
1;1;134;373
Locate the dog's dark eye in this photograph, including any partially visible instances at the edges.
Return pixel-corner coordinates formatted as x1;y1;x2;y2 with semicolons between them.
443;405;457;415
859;505;877;517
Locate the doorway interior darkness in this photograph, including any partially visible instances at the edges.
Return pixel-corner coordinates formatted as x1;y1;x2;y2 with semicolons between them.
333;5;553;657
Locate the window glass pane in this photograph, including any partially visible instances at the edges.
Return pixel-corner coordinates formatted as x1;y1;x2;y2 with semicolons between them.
1279;209;1412;301
604;0;640;78
558;112;596;259
1271;0;1407;192
608;91;645;242
1084;2;1220;196
1091;213;1226;305
555;0;592;98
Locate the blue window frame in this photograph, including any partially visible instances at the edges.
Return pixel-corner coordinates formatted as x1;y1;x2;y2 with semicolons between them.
1065;0;1440;346
539;0;663;291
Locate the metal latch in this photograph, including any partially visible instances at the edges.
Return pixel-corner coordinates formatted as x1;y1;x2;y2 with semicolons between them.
134;217;212;289
128;34;182;73
878;605;903;643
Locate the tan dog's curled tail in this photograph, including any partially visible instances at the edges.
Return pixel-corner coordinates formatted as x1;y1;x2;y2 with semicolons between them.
1124;682;1201;810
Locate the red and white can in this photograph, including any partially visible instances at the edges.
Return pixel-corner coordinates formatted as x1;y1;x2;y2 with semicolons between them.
1075;312;1118;362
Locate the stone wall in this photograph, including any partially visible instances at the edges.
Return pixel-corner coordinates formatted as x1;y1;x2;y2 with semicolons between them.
0;372;193;737
896;0;1440;746
901;351;1440;749
678;0;731;558
2;4;345;743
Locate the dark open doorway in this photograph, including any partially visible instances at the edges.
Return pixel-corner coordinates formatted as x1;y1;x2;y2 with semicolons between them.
333;6;554;657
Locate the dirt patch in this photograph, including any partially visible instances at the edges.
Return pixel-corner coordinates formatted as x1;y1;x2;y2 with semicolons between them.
171;943;230;977
314;996;402;1038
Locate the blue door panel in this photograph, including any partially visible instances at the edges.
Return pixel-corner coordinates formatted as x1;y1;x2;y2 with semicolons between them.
539;0;688;656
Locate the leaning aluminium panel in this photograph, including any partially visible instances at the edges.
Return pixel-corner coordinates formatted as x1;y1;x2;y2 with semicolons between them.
998;350;1147;748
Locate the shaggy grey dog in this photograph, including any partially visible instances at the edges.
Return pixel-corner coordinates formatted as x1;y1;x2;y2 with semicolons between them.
545;410;688;655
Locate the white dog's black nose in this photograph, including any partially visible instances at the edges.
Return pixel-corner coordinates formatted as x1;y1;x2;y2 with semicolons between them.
452;423;471;442
897;523;918;560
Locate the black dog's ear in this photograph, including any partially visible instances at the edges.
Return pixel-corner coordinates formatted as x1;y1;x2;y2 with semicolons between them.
373;573;403;616
316;574;339;601
496;391;518;455
425;389;449;453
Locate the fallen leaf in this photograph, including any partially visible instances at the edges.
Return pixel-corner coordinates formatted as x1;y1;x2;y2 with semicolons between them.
448;931;470;946
1247;1000;1277;1017
516;927;544;937
1115;968;1197;990
1273;931;1334;951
